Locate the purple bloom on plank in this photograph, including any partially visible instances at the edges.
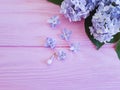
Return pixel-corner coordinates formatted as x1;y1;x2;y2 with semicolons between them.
61;28;72;41
70;42;80;52
45;37;56;49
57;50;66;60
47;16;60;28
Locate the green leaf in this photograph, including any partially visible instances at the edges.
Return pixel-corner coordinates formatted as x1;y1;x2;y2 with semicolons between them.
84;8;104;49
109;32;120;43
47;0;63;5
115;40;120;60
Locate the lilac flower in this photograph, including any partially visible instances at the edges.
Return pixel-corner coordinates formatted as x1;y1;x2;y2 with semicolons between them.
60;0;100;22
61;28;72;41
47;55;55;65
57;51;66;60
89;4;120;43
45;37;56;49
47;16;60;28
70;42;80;52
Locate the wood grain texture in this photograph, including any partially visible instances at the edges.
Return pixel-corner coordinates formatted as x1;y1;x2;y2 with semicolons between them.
0;0;120;90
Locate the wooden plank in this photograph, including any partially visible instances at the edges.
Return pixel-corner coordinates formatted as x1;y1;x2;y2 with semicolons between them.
0;13;88;46
0;47;120;90
0;0;120;90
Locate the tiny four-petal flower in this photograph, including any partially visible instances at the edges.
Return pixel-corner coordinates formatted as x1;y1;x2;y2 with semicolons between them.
61;28;72;41
47;16;60;28
45;37;56;49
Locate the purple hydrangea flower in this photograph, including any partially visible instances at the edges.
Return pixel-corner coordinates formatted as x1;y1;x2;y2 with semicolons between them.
45;37;56;49
57;51;66;60
70;42;80;52
60;0;100;22
61;28;72;41
89;3;120;43
47;16;60;28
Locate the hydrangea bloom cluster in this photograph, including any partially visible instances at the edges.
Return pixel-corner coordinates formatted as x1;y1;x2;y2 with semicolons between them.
89;2;120;43
60;0;100;22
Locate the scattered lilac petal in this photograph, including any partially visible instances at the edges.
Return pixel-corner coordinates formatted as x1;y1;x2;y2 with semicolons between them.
47;59;53;65
45;37;56;49
70;42;80;52
47;55;55;65
57;50;66;60
47;16;60;28
61;28;72;41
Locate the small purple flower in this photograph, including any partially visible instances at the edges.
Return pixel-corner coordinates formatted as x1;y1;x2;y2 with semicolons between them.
61;28;72;41
57;50;66;60
45;37;56;49
47;16;60;28
70;42;80;52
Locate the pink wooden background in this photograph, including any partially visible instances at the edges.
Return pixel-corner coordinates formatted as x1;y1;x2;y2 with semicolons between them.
0;0;120;90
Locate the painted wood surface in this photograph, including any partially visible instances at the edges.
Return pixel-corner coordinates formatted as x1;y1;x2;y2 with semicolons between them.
0;0;120;90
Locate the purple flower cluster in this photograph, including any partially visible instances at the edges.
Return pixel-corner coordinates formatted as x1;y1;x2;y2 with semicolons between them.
60;0;100;22
89;1;120;43
60;0;120;43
